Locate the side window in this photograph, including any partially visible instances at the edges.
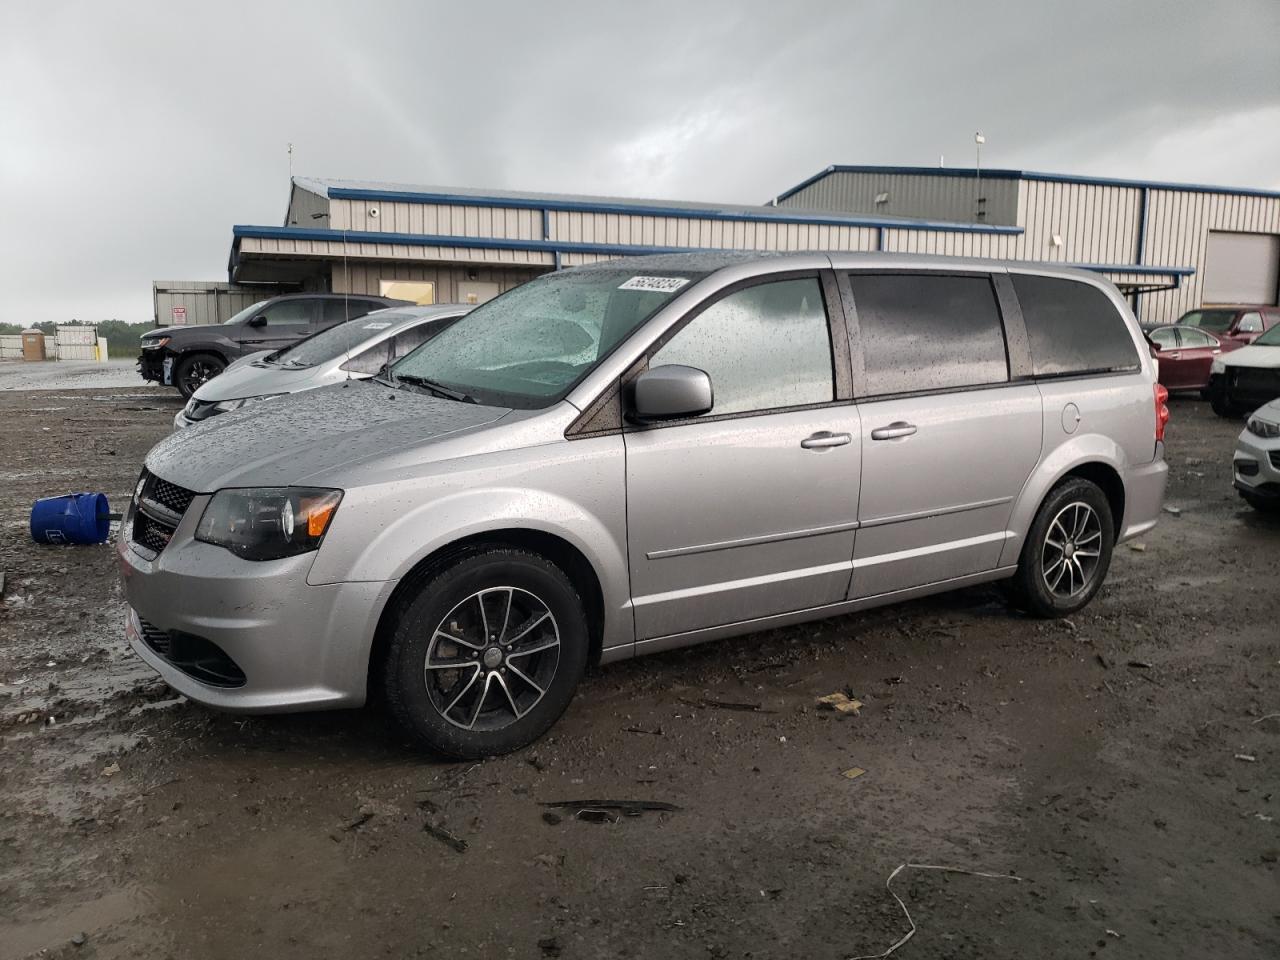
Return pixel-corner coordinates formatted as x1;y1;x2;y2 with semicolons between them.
651;277;833;416
1011;275;1140;376
1149;327;1180;350
390;322;448;360
1178;329;1215;348
259;300;313;326
340;341;391;376
1238;312;1264;333
849;274;1008;396
323;300;383;325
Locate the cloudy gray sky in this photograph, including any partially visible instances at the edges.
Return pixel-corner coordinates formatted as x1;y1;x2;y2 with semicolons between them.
3;0;1278;326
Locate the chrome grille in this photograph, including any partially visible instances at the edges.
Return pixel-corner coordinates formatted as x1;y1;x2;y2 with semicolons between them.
133;511;174;553
1271;450;1280;470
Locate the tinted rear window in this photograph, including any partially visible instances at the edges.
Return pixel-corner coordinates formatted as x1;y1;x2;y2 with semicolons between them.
1013;275;1139;376
850;274;1009;396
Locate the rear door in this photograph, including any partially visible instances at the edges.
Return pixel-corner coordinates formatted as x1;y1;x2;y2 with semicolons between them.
844;271;1043;597
624;273;861;643
1168;327;1222;388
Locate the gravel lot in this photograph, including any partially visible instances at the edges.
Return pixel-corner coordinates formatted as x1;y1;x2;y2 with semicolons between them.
0;387;1276;960
0;360;144;392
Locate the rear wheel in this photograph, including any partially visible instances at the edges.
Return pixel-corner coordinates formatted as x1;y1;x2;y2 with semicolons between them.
1007;478;1115;618
174;352;225;399
383;546;589;758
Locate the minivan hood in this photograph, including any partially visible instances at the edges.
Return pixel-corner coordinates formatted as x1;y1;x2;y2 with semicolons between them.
146;381;511;491
190;359;325;402
1223;343;1280;370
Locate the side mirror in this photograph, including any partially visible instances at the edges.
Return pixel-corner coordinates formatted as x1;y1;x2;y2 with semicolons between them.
248;315;268;328
631;364;713;421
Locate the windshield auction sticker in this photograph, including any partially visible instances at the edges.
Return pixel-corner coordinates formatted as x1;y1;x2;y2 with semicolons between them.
618;276;690;293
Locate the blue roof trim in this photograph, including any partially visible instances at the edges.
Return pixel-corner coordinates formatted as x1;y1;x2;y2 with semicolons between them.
324;186;1022;235
231;225;1193;277
775;164;1280;202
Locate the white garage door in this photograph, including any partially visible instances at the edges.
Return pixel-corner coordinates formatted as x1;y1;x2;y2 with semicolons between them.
1203;231;1280;304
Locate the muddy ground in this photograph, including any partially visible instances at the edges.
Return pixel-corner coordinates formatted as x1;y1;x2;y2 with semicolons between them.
0;387;1276;960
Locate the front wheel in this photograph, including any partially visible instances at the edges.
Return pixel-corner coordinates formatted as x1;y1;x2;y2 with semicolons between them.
383;546;589;758
1007;478;1115;618
174;352;226;400
1243;492;1280;514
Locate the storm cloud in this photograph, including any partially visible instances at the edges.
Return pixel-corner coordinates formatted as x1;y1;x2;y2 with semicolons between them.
2;0;1277;325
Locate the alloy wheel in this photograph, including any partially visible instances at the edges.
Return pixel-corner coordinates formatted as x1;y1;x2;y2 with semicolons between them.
182;360;217;394
423;587;560;731
1041;501;1103;598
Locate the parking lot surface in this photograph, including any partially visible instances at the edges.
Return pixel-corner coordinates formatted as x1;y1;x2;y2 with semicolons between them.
0;389;1276;959
0;360;145;392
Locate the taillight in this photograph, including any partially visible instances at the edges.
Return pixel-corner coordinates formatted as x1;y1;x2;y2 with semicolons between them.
1154;383;1170;442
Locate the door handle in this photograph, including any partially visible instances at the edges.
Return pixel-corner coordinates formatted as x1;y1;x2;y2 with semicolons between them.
1212;349;1221;355
871;421;918;441
800;431;852;449
1167;352;1181;360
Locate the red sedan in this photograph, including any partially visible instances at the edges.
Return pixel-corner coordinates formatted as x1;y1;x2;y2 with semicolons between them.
1148;325;1240;392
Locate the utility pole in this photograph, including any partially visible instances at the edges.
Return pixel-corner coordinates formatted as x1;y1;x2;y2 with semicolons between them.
974;132;985;221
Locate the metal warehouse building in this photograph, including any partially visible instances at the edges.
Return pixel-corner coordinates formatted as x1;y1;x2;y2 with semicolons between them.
771;165;1280;324
185;165;1277;326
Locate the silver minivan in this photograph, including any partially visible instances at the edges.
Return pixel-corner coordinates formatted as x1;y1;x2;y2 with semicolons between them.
118;253;1169;757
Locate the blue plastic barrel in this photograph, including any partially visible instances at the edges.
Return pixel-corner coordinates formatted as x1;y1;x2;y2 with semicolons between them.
30;493;111;545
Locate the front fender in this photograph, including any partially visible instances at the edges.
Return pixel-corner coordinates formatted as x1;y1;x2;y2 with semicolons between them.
998;432;1129;567
307;436;632;650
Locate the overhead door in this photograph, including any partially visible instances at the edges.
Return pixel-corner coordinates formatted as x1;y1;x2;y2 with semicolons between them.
1203;231;1280;305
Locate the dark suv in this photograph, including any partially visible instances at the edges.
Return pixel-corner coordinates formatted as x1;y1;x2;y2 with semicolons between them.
139;293;407;398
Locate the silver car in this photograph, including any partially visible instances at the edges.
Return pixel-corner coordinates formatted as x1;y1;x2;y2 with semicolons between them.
118;252;1169;758
1233;398;1280;512
174;305;469;428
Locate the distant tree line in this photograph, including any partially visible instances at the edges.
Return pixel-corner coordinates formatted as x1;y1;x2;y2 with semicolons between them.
0;319;154;358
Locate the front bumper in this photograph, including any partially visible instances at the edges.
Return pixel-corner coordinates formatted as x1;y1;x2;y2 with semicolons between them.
138;349;165;384
1119;447;1169;541
1233;429;1280;501
117;495;394;713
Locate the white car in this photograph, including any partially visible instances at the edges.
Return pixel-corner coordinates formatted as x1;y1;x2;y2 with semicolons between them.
1209;323;1280;418
1234;398;1280;513
174;304;469;429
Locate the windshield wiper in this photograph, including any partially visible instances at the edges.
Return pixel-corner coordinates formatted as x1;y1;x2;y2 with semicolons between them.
393;373;478;403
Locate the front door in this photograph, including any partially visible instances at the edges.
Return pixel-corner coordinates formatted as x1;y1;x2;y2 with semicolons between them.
845;272;1042;597
624;275;861;643
240;299;316;354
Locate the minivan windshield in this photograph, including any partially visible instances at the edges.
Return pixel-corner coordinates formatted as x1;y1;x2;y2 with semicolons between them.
223;300;268;325
1253;324;1280;347
1178;309;1236;333
390;268;706;408
272;310;413;368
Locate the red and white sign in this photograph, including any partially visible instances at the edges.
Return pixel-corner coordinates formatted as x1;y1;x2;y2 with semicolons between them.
170;305;187;325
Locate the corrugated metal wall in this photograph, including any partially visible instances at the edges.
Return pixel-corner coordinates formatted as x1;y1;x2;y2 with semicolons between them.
780;172;1280;325
285;184;329;227
777;170;1021;226
328;198;883;254
331;261;543;301
153;281;276;326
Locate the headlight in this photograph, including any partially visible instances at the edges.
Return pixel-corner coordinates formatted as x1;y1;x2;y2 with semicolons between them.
1210;358;1225;375
212;394;282;413
1246;417;1280;439
195;488;342;561
142;337;170;350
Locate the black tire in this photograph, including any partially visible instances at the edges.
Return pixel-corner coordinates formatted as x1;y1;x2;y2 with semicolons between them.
1243;493;1280;514
174;352;226;400
383;546;589;759
1006;478;1115;618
